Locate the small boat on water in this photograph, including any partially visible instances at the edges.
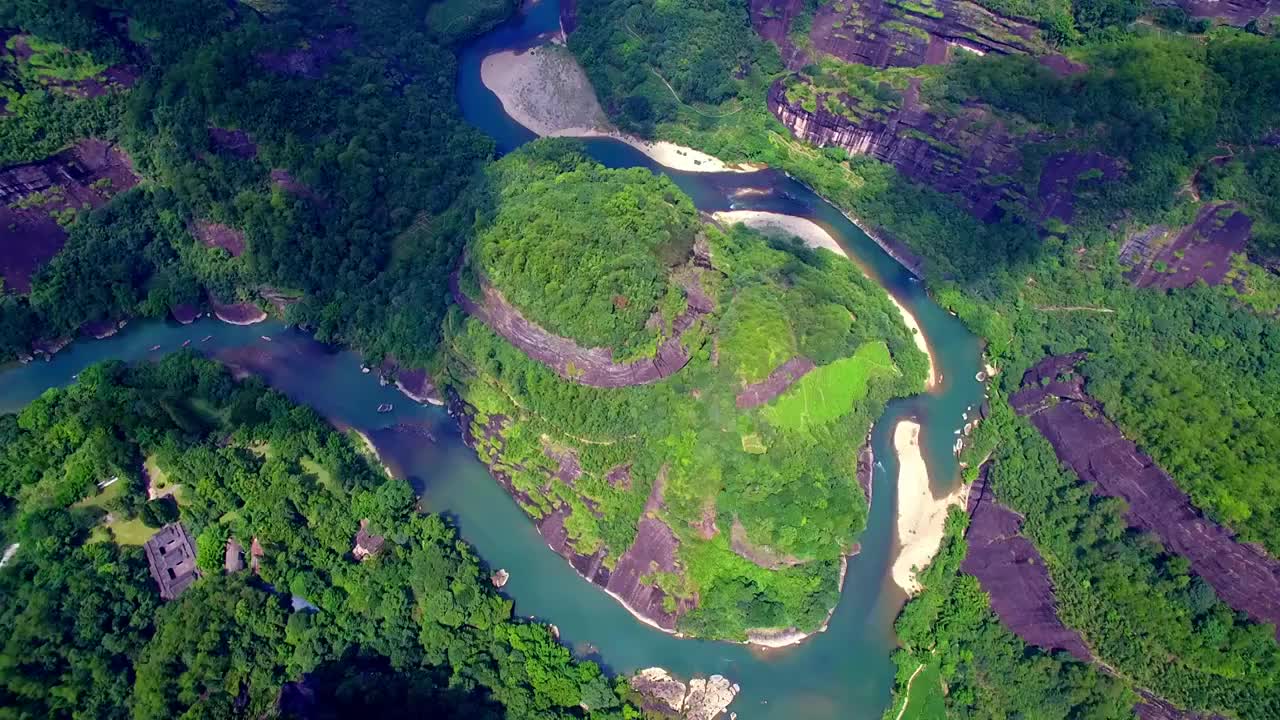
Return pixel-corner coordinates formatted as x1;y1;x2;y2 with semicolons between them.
182;340;191;347
201;335;213;343
149;344;161;351
260;335;272;342
377;403;394;414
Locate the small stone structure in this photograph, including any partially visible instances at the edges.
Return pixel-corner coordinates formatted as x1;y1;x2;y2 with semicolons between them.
144;523;199;600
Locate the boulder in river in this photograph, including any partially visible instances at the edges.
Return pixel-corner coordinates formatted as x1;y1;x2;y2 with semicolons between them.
628;668;739;720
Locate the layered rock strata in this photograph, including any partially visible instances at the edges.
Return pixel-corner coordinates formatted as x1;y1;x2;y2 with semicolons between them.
1011;354;1280;640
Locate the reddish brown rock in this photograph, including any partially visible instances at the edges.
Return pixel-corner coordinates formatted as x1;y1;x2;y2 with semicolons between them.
451;265;713;388
735;356;816;408
454;398;693;631
1012;354;1280;641
170;304;200;325
193;220;247;257
1171;0;1277;27
751;0;1043;71
0;140;139;293
768;77;1121;226
963;469;1093;662
1122;203;1251;289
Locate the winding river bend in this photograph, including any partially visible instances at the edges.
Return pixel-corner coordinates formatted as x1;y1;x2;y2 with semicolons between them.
0;4;985;718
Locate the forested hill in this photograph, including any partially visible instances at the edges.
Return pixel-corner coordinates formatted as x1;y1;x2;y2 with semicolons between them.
444;141;927;641
0;0;516;366
0;354;631;719
564;1;1280;718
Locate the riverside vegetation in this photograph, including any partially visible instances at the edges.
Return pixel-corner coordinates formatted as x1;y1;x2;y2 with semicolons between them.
567;0;1280;717
444;141;927;640
0;355;630;719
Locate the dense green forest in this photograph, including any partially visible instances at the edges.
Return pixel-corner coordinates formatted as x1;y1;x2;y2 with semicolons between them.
443;141;926;640
0;355;630;719
0;0;512;365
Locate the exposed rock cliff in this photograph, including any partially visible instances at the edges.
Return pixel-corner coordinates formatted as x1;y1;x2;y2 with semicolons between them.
1164;0;1278;28
751;0;1044;70
452;397;695;631
768;76;1118;223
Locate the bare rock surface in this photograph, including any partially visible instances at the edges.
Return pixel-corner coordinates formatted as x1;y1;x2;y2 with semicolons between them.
454;399;693;630
451;266;712;388
1167;0;1278;27
768;79;1118;225
1012;354;1280;640
735;356;815;408
0;140;139;293
628;668;740;720
751;0;1044;70
193;220;247;257
963;469;1093;662
1123;203;1251;289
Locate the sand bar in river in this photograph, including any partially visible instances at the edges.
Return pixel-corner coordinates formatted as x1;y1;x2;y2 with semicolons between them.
481;45;761;174
891;420;969;595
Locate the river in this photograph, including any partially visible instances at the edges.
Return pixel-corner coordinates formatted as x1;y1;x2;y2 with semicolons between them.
0;3;985;718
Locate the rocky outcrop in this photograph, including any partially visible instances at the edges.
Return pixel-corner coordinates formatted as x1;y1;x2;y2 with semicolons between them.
768;77;1118;224
751;0;1044;70
1122;203;1252;289
451;264;714;388
1012;354;1280;640
0;139;139;293
1162;0;1278;27
769;77;1030;221
452;397;694;631
734;356;815;408
963;468;1093;662
628;668;739;720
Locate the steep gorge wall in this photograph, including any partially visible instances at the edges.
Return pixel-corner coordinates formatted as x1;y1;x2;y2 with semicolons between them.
751;0;1044;70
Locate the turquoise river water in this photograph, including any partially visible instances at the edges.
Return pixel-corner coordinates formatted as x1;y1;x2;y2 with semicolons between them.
0;4;985;718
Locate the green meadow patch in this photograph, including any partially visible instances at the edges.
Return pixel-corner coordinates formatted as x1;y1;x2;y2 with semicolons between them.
762;341;897;430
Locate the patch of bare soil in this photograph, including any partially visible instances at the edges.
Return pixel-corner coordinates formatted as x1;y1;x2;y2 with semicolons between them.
208;127;258;159
0;139;139;293
193;220;247;257
1125;203;1252;289
451;265;713;388
963;469;1093;662
735;356;816;408
270;169;323;204
257;28;356;79
730;517;803;569
1012;354;1280;640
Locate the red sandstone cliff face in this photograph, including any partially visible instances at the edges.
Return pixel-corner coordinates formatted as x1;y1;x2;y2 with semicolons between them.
451;397;694;631
768;76;1118;223
751;0;1044;70
1168;0;1279;27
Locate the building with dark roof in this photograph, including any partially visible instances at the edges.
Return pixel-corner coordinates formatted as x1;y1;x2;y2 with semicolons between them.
144;523;199;600
353;518;385;561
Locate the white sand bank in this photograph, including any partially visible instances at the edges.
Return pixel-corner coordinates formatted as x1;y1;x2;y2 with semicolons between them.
891;420;969;595
714;210;938;389
481;46;760;174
